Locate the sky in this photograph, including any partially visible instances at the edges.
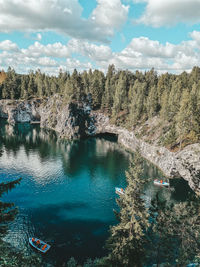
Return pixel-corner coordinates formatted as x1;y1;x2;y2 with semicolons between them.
0;0;200;75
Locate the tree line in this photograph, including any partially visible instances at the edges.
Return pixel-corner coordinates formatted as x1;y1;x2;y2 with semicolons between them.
0;65;200;148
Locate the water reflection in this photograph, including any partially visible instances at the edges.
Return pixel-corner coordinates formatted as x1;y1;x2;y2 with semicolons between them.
0;119;193;266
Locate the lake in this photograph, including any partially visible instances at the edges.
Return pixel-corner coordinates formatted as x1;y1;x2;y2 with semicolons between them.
0;120;192;266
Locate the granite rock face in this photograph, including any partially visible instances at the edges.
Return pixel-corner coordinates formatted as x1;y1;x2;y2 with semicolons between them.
39;95;94;139
0;96;200;194
88;111;200;194
0;99;41;124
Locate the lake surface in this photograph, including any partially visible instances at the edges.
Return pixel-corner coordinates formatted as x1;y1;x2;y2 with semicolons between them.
0;120;192;266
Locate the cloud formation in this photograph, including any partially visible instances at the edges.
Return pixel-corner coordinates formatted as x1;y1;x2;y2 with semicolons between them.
0;40;19;51
135;0;200;27
0;0;129;43
1;30;200;74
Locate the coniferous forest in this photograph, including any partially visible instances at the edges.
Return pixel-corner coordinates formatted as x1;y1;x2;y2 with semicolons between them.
0;65;200;149
1;66;200;266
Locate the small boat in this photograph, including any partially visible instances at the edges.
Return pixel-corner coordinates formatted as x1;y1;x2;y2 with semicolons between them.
154;179;169;187
115;187;125;195
29;237;51;253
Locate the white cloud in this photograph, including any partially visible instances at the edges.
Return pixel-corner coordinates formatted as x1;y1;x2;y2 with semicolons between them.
132;0;147;2
135;0;200;27
36;33;42;41
21;42;70;58
0;40;19;51
190;31;200;45
64;58;92;71
1;30;200;74
68;39;113;62
121;37;176;58
107;32;200;73
38;57;57;66
91;0;129;30
0;0;129;43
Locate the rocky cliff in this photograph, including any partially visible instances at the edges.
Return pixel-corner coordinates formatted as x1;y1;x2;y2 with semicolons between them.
0;96;200;194
91;111;200;193
0;99;41;124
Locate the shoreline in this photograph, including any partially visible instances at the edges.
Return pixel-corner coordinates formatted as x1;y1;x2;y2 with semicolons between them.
0;97;200;194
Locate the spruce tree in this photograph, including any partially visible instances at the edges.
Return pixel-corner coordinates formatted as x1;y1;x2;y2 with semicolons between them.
90;70;105;109
176;89;198;148
112;71;128;118
107;152;149;267
101;64;116;111
128;80;147;126
146;85;159;118
0;178;22;238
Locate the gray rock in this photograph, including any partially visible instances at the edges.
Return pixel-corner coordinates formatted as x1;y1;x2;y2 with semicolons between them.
1;96;200;194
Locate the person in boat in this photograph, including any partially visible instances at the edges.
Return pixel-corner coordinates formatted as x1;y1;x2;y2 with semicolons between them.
32;238;36;245
42;244;47;251
36;240;41;247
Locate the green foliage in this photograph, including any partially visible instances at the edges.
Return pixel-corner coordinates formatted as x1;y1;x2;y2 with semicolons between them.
0;241;42;267
106;152;200;266
66;257;106;267
106;151;149;267
89;70;105;109
0;178;22;238
67;257;78;267
128;80;148;126
112;71;128;117
1;65;200;147
159;124;177;147
148;193;200;266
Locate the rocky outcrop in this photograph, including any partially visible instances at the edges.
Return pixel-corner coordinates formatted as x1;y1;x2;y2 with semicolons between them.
0;96;200;194
40;95;94;139
0;99;41;124
89;111;200;194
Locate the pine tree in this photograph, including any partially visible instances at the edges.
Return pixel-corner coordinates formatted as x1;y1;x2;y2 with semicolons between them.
27;71;36;98
128;80;147;126
167;78;183;122
35;69;45;98
0;178;22;238
107;152;149;267
176;89;198;148
90;70;105;109
70;69;84;101
148;194;177;266
112;71;128;118
20;75;28;99
101;64;116;111
148;192;200;266
81;70;90;96
146;85;159;118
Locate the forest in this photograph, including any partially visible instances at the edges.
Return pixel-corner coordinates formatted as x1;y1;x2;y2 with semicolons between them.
0;66;200;266
0;65;200;150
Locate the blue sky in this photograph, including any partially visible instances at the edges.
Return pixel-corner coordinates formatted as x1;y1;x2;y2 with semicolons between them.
0;0;200;75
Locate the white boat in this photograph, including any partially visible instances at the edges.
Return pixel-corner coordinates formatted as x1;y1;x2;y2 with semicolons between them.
115;187;125;195
154;179;169;187
29;237;51;253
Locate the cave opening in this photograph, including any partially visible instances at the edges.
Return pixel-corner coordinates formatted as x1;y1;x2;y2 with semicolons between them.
93;132;118;142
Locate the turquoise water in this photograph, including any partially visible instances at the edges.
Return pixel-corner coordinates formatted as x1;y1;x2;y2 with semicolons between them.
0;120;192;266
